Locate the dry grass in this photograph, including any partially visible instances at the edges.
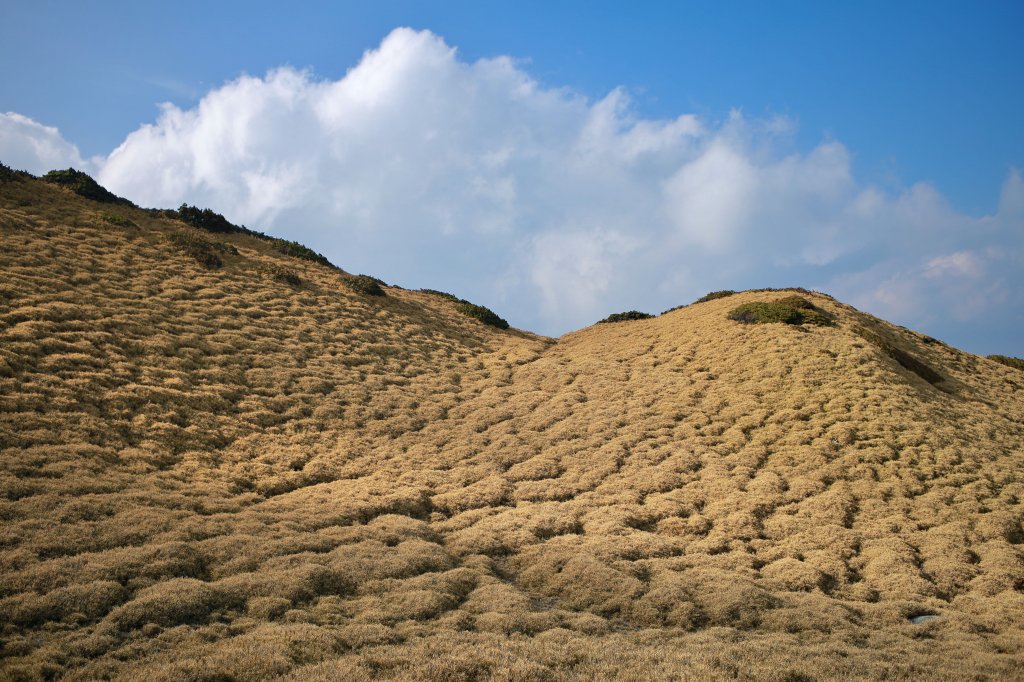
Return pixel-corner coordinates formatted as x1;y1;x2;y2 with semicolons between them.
1;176;1023;680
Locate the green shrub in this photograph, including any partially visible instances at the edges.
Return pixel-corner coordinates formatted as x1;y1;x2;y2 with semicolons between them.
161;204;341;269
989;355;1024;372
344;274;386;297
100;213;136;227
694;290;737;304
456;302;509;329
598;311;654;324
173;204;237;233
269;238;334;267
728;296;834;327
165;232;236;269
42;168;132;205
420;290;510;330
420;289;464;303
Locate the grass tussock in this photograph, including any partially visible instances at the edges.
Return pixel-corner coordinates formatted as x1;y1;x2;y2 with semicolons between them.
1;178;1023;680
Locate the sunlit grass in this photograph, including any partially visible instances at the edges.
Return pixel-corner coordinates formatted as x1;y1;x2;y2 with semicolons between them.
0;175;1022;680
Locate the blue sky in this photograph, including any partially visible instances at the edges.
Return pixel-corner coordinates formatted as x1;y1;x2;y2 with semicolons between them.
2;2;1022;354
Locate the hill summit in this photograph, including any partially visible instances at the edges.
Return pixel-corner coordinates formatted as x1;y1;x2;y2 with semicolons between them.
1;169;1022;680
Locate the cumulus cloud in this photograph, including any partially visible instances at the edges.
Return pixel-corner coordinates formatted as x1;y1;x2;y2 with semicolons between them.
2;28;1021;350
0;112;87;174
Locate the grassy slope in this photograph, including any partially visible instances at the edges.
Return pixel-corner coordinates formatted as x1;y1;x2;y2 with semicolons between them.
1;176;1022;680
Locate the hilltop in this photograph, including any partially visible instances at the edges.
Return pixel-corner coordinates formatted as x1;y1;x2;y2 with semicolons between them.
1;169;1022;680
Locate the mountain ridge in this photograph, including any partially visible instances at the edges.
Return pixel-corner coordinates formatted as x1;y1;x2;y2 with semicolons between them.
1;167;1023;680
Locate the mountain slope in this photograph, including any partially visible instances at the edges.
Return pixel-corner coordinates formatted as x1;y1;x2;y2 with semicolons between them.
1;173;1022;680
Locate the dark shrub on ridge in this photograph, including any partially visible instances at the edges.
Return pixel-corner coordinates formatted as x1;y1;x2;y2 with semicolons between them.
42;168;132;205
345;274;386;297
456;302;509;329
599;311;655;324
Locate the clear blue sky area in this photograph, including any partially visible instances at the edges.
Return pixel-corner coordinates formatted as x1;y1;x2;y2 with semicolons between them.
3;1;1021;214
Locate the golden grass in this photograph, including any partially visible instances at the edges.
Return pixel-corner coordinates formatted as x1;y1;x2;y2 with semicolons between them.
1;175;1022;680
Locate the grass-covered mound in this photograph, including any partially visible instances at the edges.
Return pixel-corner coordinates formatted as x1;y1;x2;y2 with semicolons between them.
728;295;835;326
42;168;133;205
598;311;654;323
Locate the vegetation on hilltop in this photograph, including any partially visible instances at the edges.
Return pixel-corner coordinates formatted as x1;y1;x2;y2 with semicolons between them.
455;302;510;329
42;168;134;205
694;289;737;304
598;310;654;323
421;289;510;330
168;203;337;268
728;295;835;326
0;161;32;183
989;354;1024;371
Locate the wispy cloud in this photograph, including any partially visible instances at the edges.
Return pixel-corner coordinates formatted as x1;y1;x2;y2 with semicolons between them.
1;28;1021;348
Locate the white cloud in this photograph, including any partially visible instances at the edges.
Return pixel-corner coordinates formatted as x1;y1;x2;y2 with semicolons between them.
1;28;1021;349
923;252;984;280
0;112;87;174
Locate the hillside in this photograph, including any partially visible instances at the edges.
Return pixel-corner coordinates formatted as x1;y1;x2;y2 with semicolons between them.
1;171;1023;681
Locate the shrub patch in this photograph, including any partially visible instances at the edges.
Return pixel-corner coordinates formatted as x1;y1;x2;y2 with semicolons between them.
598;311;654;324
456;302;510;330
421;290;510;330
0;161;32;183
694;290;737;304
344;274;386;297
989;355;1024;372
42;168;132;205
166;232;236;269
262;264;302;286
728;296;834;327
100;213;136;227
167;204;336;268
